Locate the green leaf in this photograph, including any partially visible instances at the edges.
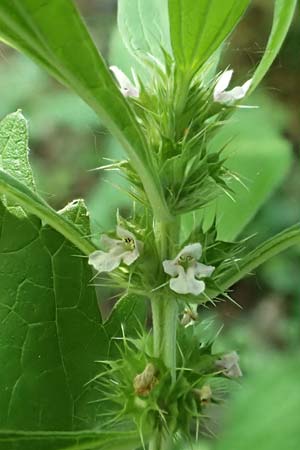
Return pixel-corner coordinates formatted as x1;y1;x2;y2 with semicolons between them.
0;430;141;450
118;0;172;61
0;110;35;192
250;0;297;92
207;223;300;299
0;0;170;221
0;199;108;431
168;0;250;73
215;357;300;450
104;294;147;340
200;96;292;242
0;111;146;445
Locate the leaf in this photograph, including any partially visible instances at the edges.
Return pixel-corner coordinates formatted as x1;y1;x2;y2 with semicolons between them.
118;0;172;61
0;430;141;450
0;199;109;431
198;95;292;242
0;112;146;446
215;357;300;450
168;0;250;74
0;111;35;192
0;0;170;221
207;223;300;299
250;0;297;92
104;294;147;340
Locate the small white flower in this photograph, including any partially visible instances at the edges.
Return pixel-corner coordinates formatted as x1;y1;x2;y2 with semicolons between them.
163;243;214;296
215;351;242;378
213;70;252;105
88;226;143;273
110;65;139;98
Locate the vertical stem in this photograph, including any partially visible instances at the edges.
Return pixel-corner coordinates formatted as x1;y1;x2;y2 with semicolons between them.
151;294;178;380
149;219;179;450
149;429;172;450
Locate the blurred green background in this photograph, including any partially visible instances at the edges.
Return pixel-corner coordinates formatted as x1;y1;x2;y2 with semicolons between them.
0;0;299;447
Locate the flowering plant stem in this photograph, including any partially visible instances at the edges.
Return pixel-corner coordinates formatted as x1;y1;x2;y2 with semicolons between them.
149;218;179;450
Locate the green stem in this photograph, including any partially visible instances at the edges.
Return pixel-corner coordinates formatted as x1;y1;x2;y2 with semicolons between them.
151;295;178;380
149;430;172;450
149;219;179;450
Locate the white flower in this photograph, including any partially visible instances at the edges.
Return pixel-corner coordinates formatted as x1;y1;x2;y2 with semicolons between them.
213;70;252;105
110;65;139;98
163;243;215;296
88;226;143;273
215;351;242;378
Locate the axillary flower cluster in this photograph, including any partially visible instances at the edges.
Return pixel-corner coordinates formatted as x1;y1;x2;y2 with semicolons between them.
89;65;252;297
88;226;214;296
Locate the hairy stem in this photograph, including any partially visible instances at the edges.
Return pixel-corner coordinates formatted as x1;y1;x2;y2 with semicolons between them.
149;219;179;450
149;430;172;450
151;295;178;380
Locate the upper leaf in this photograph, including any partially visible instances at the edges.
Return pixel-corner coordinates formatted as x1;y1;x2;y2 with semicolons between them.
0;0;170;220
168;0;251;74
250;0;297;92
118;0;172;62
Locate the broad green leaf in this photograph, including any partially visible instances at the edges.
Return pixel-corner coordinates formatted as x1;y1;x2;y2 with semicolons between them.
0;0;170;221
0;112;150;449
0;430;141;450
0;199;108;431
168;0;251;74
250;0;297;92
201;95;292;242
215;357;300;450
118;0;171;62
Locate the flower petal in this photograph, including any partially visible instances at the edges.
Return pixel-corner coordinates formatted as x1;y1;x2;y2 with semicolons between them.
116;225;136;241
100;234;120;250
163;259;180;277
170;277;205;296
122;248;140;266
88;250;122;273
194;262;215;278
176;243;202;261
241;78;252;94
169;266;206;295
110;65;139;98
216;351;242;378
214;70;233;98
214;76;252;104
